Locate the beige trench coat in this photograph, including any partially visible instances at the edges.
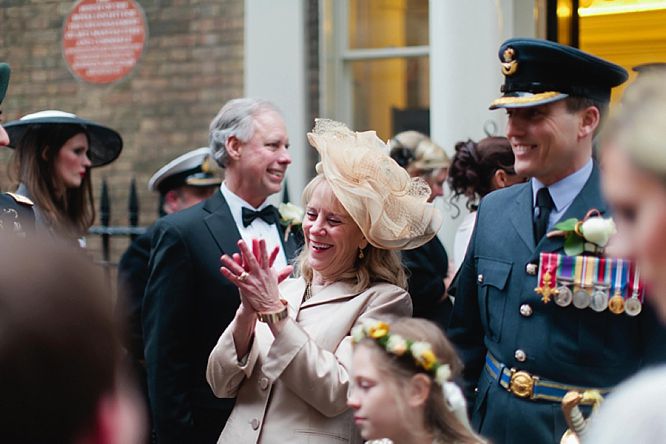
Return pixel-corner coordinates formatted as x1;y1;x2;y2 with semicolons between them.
206;278;412;444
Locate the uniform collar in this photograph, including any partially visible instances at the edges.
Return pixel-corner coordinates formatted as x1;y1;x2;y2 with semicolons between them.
531;158;593;212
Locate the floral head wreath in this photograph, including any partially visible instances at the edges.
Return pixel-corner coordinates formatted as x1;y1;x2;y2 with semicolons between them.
351;319;473;431
351;320;452;386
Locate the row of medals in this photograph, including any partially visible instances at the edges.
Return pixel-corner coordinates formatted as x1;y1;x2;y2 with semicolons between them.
551;279;642;316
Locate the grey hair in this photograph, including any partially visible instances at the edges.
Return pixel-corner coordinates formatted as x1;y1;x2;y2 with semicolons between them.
208;98;283;168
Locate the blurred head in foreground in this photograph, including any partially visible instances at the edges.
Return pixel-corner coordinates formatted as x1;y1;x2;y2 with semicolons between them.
601;71;666;322
0;235;146;444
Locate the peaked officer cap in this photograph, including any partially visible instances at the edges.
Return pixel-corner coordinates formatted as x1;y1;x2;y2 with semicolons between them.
148;147;221;194
490;38;628;109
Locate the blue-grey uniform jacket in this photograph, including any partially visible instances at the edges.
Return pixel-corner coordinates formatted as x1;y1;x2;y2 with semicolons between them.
448;165;666;444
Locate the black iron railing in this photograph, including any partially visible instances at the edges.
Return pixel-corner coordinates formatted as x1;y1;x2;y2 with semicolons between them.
88;179;148;278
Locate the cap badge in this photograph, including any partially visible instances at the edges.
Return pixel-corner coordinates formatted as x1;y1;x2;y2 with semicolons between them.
501;47;518;76
201;155;211;174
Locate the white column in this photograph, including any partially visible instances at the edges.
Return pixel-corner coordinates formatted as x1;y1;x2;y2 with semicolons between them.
245;0;308;204
429;0;536;258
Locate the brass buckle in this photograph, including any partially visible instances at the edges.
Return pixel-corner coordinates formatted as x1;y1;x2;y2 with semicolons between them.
509;369;536;399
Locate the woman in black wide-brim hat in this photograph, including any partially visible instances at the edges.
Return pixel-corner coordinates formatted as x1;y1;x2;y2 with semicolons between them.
4;110;122;242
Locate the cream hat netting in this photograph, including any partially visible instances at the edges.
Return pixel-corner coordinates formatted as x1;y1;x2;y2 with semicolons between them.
307;119;443;250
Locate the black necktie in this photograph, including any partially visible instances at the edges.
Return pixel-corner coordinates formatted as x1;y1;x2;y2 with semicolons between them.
242;205;278;227
533;187;554;243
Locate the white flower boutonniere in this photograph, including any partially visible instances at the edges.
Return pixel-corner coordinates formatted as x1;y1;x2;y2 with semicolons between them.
278;202;304;242
547;209;616;256
580;217;616;247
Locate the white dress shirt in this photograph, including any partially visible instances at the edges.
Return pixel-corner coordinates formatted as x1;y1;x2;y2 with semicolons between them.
220;183;288;271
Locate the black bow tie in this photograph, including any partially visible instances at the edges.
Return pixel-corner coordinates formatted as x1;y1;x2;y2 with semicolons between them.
242;205;278;227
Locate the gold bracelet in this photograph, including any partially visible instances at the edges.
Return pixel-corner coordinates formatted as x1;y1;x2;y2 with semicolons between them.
257;299;289;324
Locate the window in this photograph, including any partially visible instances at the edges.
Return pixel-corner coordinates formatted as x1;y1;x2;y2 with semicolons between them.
321;0;429;140
547;0;666;101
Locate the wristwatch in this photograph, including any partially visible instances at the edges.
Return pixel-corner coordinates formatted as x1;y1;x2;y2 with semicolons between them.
257;299;289;324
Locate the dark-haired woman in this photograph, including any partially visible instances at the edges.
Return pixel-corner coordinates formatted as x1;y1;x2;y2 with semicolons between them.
4;110;122;244
389;131;452;327
448;137;526;271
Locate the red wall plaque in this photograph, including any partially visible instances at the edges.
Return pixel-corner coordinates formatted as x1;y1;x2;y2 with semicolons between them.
63;0;147;84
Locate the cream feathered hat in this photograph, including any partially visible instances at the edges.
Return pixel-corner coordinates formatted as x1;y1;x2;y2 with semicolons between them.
307;119;442;250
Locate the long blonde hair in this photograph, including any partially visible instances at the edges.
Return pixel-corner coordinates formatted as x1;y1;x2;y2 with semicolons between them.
357;318;484;444
11;124;95;236
295;174;407;292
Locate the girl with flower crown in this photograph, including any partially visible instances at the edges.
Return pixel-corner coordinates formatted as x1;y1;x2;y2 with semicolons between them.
349;318;484;444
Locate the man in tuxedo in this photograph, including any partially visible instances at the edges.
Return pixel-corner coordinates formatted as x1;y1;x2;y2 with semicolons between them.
448;39;666;443
143;99;301;443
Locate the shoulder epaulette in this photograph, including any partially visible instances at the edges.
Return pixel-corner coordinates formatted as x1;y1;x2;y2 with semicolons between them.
4;192;34;207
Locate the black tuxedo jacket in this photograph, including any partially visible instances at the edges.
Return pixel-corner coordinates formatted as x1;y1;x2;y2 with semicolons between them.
143;191;301;443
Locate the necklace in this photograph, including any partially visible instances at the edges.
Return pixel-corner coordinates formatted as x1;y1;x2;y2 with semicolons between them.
303;282;313;302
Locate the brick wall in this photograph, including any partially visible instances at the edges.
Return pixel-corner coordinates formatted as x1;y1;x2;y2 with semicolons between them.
0;0;244;267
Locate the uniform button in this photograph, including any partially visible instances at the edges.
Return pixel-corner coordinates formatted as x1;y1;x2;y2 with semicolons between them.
258;377;269;390
520;304;533;317
477;274;484;283
250;418;260;430
526;263;538;276
514;349;527;362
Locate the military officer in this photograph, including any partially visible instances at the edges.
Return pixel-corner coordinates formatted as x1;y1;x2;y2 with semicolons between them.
447;38;666;444
0;62;35;236
147;147;223;218
116;147;221;441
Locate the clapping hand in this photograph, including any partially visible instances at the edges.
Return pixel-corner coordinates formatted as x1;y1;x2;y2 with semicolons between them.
220;239;293;314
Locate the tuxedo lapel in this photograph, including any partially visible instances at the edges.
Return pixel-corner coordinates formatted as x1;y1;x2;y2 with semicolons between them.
510;183;537;252
203;191;242;255
279;224;303;262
